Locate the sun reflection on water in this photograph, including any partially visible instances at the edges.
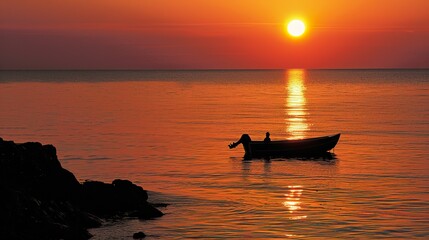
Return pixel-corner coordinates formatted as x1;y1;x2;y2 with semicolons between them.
283;185;307;220
285;69;309;139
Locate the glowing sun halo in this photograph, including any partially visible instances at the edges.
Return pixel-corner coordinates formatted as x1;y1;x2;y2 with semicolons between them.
287;20;306;37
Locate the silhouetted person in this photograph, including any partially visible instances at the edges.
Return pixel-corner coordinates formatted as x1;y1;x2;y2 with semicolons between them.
264;132;271;143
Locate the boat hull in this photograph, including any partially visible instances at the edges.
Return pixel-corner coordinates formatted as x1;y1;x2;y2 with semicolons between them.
247;133;341;158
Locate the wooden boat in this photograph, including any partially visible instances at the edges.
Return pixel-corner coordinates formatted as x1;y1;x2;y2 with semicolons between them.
229;133;341;159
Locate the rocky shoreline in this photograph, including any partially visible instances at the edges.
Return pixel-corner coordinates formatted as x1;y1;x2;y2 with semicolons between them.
0;138;164;239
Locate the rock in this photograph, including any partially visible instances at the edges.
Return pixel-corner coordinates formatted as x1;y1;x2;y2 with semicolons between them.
132;203;165;219
0;138;164;240
150;202;169;208
80;179;152;216
0;139;100;240
133;231;146;239
81;180;115;215
0;188;99;240
0;140;81;201
113;179;148;202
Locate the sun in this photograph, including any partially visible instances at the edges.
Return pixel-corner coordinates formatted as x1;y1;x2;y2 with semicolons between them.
286;20;306;37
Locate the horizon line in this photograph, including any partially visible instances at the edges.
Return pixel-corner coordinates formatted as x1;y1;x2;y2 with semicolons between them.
1;68;429;71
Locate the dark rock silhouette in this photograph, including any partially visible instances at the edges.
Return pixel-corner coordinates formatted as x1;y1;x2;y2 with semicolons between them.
0;138;163;239
80;179;163;219
133;231;146;239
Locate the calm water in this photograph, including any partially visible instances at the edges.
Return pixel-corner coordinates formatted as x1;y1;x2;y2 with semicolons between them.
1;70;428;239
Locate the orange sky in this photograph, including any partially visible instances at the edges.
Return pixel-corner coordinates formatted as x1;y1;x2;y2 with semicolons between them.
1;0;429;69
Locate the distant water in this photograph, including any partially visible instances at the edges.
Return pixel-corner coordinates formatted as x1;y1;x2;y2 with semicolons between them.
1;70;428;239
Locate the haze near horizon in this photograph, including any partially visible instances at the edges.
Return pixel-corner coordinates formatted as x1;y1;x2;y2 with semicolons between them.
1;0;429;70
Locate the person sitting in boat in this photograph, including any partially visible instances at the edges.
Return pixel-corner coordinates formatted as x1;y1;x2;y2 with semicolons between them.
264;132;271;143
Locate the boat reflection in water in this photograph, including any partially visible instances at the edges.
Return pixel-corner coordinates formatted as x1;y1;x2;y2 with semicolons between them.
285;69;309;139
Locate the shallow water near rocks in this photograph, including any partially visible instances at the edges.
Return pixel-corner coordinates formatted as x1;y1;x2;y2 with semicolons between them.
1;70;428;239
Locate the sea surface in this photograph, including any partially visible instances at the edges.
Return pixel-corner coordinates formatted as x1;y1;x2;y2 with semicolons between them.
1;70;428;239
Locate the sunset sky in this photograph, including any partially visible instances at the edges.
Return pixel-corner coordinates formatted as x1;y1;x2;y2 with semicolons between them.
1;0;428;69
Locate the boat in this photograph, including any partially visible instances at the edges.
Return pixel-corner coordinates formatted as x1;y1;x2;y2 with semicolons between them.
228;133;341;159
